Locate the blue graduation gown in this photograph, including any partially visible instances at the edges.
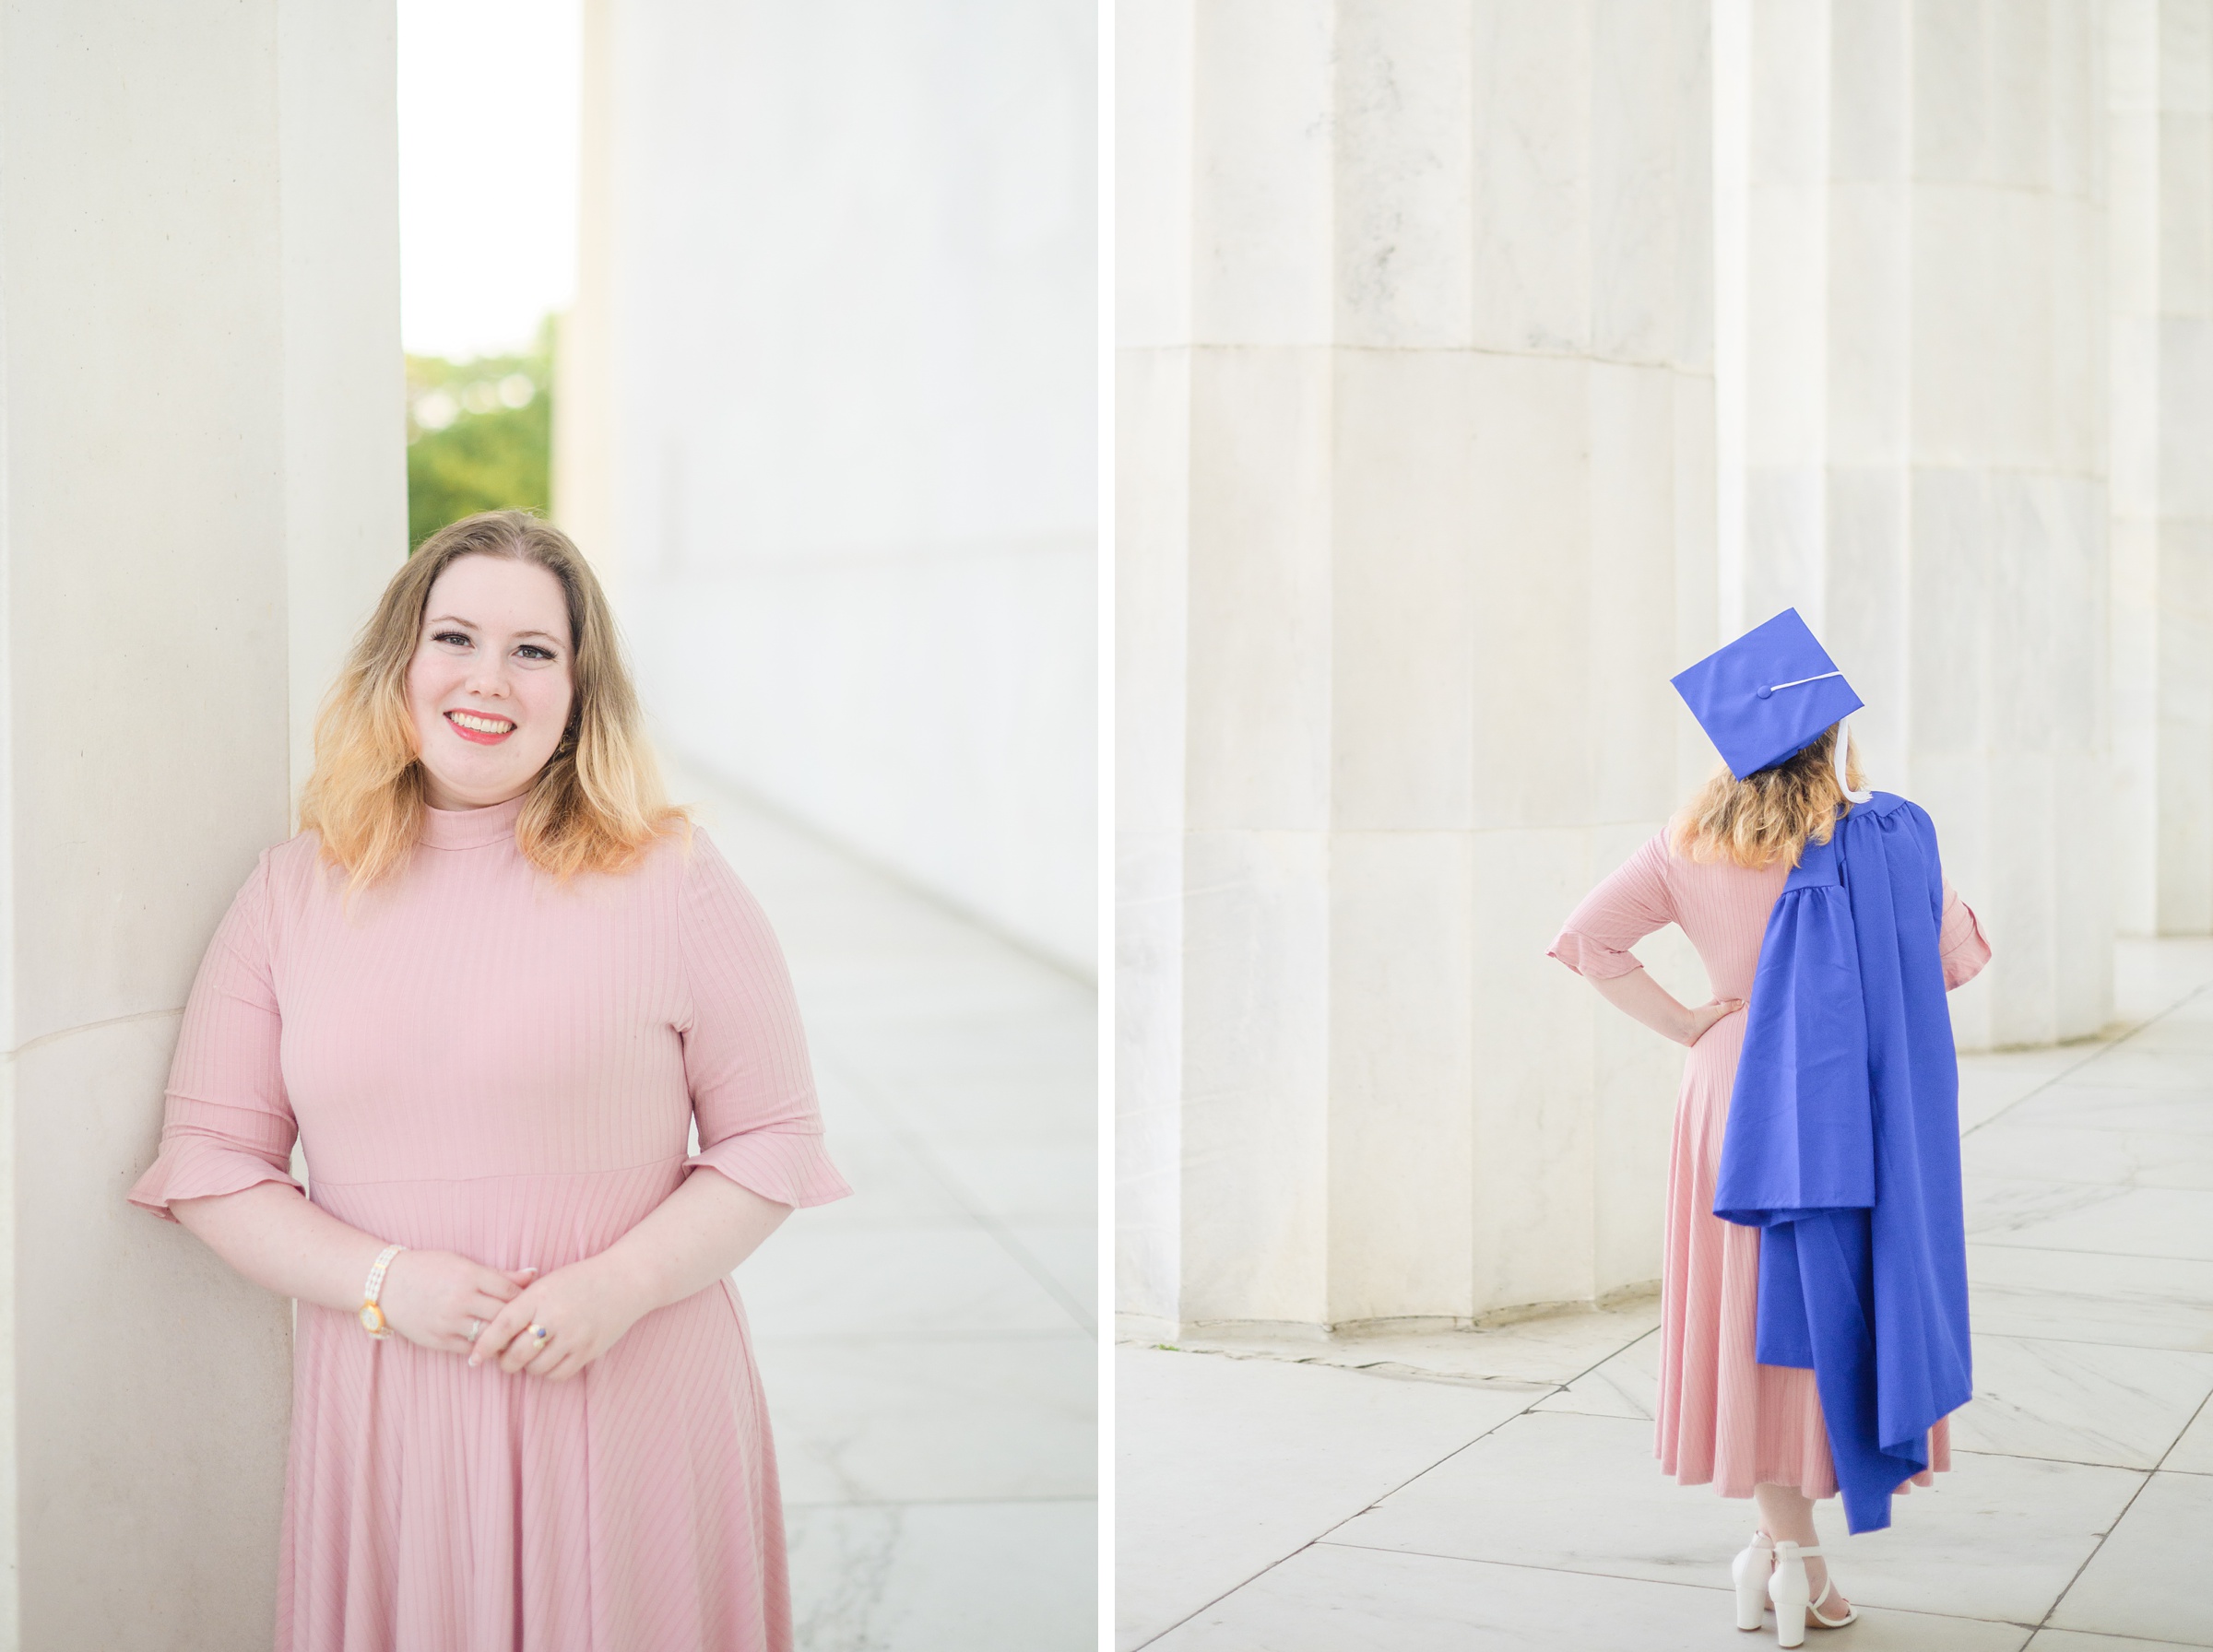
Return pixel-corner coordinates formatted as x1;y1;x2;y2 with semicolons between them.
1710;791;1973;1534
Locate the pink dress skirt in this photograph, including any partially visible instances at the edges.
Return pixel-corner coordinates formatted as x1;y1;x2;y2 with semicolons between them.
1550;829;1991;1501
127;795;852;1650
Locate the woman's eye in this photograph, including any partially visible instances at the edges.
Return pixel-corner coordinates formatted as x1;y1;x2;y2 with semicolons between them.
432;631;471;647
516;644;556;661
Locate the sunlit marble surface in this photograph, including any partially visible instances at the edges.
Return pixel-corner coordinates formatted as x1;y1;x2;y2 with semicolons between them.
1118;938;2213;1649
672;762;1095;1651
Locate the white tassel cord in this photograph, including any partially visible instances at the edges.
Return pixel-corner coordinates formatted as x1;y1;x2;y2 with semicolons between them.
1837;718;1872;804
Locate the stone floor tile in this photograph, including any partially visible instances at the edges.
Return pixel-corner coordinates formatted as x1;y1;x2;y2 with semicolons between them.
1003;1221;1096;1325
2025;1632;2210;1652
1949;1336;2213;1470
2120;1016;2213;1055
1966;1245;2213;1351
1995;1087;2213;1136
1964;1184;2213;1261
1175;1296;1661;1387
1959;1123;2213;1192
2043;1045;2213;1091
1528;1327;1661;1420
2046;1470;2213;1645
870;1068;1096;1138
2163;1397;2213;1475
1115;1346;1536;1651
929;1139;1097;1224
669;761;1095;1648
1142;1541;2034;1652
1331;1410;2144;1625
740;1224;1081;1338
763;1331;1095;1505
788;1499;1095;1652
1959;1052;2110;1134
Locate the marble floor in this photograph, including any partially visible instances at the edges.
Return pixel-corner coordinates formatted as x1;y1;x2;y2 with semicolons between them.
666;758;1097;1651
1118;938;2213;1652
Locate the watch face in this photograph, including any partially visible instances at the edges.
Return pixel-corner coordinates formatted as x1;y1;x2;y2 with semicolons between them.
359;1303;385;1335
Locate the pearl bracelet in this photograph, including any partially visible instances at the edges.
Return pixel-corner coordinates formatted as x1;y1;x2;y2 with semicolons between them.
358;1243;407;1339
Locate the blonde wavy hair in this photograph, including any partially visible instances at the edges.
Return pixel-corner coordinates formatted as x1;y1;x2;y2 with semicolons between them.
1668;723;1867;870
298;510;687;891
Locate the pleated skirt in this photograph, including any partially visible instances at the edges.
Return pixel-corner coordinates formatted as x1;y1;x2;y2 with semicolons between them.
1654;1013;1952;1500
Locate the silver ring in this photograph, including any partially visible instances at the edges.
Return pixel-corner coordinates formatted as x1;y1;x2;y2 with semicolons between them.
466;1318;482;1340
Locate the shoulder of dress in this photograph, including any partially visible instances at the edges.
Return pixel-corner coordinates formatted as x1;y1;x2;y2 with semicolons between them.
654;817;716;876
260;829;329;887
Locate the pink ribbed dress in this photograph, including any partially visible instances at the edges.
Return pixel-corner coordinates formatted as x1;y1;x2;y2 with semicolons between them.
128;792;852;1652
1548;829;1990;1503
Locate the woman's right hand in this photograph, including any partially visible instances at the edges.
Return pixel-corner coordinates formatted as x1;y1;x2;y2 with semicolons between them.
1682;997;1746;1046
376;1250;538;1356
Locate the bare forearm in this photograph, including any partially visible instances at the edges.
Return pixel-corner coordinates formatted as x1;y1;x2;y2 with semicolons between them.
171;1183;389;1315
1587;967;1702;1045
595;1168;792;1313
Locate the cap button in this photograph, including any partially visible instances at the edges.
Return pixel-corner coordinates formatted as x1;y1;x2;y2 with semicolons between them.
1755;686;1773;699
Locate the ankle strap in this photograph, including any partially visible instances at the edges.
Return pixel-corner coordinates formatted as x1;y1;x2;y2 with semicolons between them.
1775;1542;1822;1557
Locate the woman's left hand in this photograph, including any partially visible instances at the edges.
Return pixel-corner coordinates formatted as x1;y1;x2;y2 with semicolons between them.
467;1254;657;1381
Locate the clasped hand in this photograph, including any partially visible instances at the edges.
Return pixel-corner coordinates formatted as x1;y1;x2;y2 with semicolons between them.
378;1249;652;1382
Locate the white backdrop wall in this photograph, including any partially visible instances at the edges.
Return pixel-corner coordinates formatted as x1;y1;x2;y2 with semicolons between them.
563;0;1097;975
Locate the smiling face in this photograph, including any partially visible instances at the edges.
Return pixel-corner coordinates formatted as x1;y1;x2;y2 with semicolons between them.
404;553;576;809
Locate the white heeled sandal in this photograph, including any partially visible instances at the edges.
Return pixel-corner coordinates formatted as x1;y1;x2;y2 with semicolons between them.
1768;1540;1857;1646
1731;1529;1776;1631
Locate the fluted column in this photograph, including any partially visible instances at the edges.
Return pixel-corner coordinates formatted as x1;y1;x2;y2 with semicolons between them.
2110;0;2213;938
0;5;403;1644
1715;0;2111;1048
1118;0;1716;1333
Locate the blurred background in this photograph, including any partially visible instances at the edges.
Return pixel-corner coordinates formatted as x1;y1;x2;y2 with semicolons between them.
400;0;1095;977
400;3;1099;1647
1116;5;2213;1647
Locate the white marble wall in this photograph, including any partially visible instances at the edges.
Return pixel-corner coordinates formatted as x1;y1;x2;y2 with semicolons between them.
562;0;1097;976
1118;0;1718;1331
1716;0;2112;1046
2109;0;2213;938
0;3;404;1644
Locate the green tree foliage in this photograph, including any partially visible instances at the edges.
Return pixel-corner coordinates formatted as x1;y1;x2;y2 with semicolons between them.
406;316;554;550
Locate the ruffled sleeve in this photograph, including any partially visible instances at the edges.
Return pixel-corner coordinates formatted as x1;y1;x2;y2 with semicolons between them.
1546;833;1675;980
675;830;852;1209
1937;878;1991;991
128;853;304;1222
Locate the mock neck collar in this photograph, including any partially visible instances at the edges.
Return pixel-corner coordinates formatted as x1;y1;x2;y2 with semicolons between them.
419;790;528;850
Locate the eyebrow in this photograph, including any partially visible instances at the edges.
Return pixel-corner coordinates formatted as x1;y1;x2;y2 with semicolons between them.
425;615;565;645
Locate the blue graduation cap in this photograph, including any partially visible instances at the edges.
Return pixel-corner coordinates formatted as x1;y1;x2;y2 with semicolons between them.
1673;608;1866;783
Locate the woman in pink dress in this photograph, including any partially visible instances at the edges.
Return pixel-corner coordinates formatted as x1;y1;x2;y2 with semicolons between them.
1549;721;1988;1634
127;510;850;1651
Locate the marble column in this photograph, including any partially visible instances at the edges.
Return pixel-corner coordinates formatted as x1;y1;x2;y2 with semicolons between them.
1119;0;1716;1333
558;0;1098;976
2109;0;2213;938
0;4;402;1643
1715;0;2111;1047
